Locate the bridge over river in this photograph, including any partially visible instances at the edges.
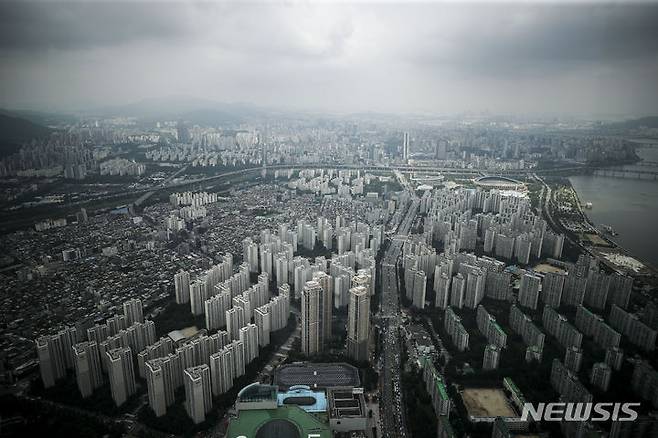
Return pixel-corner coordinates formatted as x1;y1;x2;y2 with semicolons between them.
592;168;658;180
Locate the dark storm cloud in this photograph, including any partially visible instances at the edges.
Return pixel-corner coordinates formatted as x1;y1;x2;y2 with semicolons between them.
0;2;352;58
402;3;658;77
0;2;192;50
0;1;657;115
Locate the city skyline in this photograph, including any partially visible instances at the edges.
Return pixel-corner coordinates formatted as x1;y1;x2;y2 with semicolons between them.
1;1;658;437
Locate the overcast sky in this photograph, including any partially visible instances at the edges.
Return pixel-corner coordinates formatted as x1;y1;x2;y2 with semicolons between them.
0;1;657;117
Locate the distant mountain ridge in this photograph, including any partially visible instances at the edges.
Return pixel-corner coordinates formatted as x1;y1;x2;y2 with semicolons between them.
0;113;53;157
88;96;279;125
0;109;77;127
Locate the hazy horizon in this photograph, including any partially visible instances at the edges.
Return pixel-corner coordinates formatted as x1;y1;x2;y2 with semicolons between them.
1;1;658;118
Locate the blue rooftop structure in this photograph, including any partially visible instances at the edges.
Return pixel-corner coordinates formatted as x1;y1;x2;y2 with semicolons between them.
277;385;327;413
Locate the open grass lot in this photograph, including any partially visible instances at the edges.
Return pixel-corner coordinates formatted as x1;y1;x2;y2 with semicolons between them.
461;387;516;418
583;233;613;247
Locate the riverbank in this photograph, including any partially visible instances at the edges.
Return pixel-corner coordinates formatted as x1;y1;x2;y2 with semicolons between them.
567;177;657;276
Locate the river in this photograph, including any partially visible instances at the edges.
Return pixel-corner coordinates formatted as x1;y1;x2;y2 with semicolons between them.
569;146;658;269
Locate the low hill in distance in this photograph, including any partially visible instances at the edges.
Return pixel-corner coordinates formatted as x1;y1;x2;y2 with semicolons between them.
0;113;53;158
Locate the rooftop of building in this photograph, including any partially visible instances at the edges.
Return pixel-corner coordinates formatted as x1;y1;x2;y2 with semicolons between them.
277;385;327;413
225;405;331;438
274;362;361;389
475;175;523;186
167;326;201;344
327;387;366;419
238;382;278;404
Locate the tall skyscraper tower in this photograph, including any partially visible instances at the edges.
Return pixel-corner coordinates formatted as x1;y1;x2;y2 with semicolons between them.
412;270;427;309
184;365;212;424
177;121;191;143
209;347;235;396
228;340;245;379
436;140;448;160
403;132;410;162
542;272;565;308
483;344;501;370
254;305;271;347
145;359;168;417
301;280;322;355
73;341;103;398
190;280;208;316
36;335;66;388
239;323;259;364
123;298;144;326
434;273;451;309
175;270;191;304
226;306;245;341
107;346;136;407
347;286;370;363
313;271;333;345
519;273;541;310
206;288;231;331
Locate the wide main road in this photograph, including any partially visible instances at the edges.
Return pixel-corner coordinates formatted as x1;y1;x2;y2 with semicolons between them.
379;191;418;438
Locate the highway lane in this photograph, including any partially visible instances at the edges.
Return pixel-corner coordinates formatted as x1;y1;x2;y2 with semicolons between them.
378;185;418;438
26;162;595;219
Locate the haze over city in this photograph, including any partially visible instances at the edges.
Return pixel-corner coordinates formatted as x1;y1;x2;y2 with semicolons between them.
1;1;658;438
1;1;658;116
